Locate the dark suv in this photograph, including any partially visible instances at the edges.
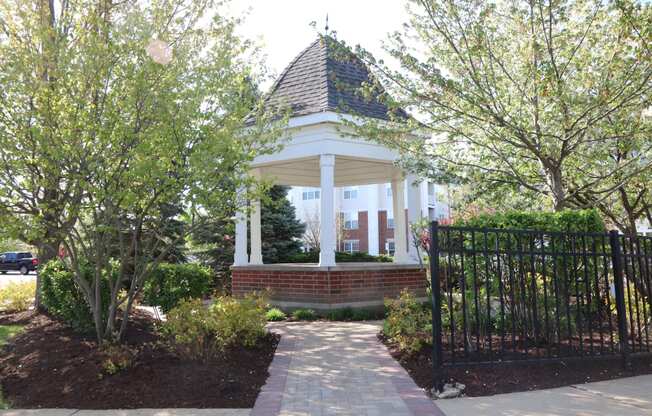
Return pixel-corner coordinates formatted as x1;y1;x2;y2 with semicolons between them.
0;252;39;275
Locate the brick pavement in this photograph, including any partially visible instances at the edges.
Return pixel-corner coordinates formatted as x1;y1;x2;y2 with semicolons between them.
252;321;445;416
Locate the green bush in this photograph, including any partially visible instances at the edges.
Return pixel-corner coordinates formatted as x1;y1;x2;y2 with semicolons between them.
326;307;382;321
211;294;268;348
162;294;268;361
442;209;604;343
456;209;606;233
326;307;354;321
162;298;217;361
291;308;317;320
0;281;36;312
285;251;393;263
142;263;213;312
351;308;381;321
266;307;287;321
40;259;111;332
384;289;432;354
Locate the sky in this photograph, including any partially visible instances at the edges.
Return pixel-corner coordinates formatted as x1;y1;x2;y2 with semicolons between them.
224;0;411;89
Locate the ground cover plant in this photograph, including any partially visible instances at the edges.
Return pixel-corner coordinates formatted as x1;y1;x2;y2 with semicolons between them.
0;325;23;347
291;308;317;321
266;308;287;321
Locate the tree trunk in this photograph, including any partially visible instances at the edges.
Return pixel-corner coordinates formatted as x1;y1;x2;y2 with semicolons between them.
548;168;567;212
35;238;60;310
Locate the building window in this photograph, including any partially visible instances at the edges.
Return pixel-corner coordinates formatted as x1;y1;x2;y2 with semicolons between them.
343;240;360;253
386;239;395;256
386;187;392;197
343;189;358;200
342;211;359;230
387;215;395;229
302;190;320;200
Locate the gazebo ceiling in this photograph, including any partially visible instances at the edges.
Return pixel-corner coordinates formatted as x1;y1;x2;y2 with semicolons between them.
255;155;401;187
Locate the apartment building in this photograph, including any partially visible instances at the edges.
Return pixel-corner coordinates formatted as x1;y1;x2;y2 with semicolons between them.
287;181;451;256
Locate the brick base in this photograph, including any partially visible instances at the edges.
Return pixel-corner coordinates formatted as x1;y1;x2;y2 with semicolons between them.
232;263;427;311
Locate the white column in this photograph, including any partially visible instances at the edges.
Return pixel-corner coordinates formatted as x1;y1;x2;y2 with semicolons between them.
234;187;248;266
250;198;263;265
319;154;336;266
249;169;263;265
367;185;379;255
391;178;409;263
407;174;423;264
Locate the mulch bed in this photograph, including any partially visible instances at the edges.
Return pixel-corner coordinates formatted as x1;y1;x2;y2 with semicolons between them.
0;311;279;408
381;335;652;397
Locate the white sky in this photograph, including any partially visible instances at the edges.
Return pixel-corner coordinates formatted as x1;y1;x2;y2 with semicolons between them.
225;0;411;89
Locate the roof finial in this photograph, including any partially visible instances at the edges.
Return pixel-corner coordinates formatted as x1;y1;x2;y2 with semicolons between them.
325;14;329;35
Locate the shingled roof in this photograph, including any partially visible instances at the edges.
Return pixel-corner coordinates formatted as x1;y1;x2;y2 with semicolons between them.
263;35;406;121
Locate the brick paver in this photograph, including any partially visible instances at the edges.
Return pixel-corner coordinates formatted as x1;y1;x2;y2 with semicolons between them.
252;321;444;416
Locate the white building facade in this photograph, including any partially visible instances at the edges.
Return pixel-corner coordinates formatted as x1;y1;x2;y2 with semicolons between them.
287;182;451;256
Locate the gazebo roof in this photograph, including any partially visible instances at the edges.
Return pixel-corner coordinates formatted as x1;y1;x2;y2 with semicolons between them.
264;35;406;121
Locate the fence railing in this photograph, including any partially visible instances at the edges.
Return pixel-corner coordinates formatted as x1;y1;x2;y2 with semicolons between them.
429;222;652;383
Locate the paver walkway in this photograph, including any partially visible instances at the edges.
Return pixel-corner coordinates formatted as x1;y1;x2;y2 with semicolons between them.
252;321;443;416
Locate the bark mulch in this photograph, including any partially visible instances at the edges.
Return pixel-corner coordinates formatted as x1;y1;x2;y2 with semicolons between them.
381;335;652;397
0;311;279;409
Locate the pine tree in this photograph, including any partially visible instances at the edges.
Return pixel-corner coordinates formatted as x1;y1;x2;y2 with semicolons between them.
259;186;306;263
191;185;305;289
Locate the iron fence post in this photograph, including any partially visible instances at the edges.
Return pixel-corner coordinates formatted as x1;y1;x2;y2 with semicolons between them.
430;221;444;391
609;230;630;369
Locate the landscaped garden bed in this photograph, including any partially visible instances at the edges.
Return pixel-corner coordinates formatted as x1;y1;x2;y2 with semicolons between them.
0;310;279;409
382;335;652;396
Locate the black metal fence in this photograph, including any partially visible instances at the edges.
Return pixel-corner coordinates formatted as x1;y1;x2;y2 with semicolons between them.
430;222;652;381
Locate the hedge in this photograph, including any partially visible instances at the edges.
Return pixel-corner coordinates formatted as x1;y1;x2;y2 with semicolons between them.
142;263;213;312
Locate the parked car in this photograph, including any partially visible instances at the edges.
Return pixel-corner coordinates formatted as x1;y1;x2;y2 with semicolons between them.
0;252;39;275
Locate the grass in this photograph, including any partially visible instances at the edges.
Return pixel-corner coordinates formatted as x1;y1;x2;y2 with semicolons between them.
0;325;24;347
0;390;9;410
0;324;23;409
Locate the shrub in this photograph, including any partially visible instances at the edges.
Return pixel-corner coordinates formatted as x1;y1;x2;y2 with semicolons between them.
162;298;217;361
163;294;268;360
211;294;268;348
384;289;432;354
326;307;354;321
0;281;36;311
40;259;111;332
142;263;213;312
100;344;137;377
285;251;393;263
291;308;317;320
326;307;381;321
351;308;381;321
266;307;287;321
455;209;606;233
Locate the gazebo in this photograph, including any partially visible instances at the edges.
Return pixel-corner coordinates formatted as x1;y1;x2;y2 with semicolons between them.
231;36;427;311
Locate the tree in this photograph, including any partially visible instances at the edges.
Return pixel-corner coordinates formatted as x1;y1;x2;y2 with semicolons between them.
258;186;306;263
0;0;282;343
191;185;305;279
302;208;321;251
351;0;652;215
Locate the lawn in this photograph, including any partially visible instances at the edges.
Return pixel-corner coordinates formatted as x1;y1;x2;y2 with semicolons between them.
0;325;24;347
0;324;24;409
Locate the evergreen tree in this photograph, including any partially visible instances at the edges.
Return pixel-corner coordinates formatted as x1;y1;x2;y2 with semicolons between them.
191;185;305;290
259;186;305;263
